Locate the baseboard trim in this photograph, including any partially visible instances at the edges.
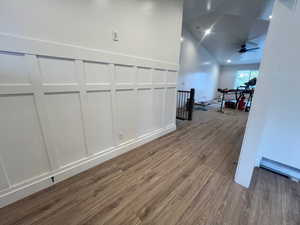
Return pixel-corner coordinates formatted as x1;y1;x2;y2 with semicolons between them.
260;157;300;181
0;125;176;208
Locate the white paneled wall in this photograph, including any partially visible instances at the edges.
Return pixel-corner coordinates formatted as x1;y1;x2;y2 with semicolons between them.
153;88;165;130
85;91;114;154
165;88;177;126
0;34;178;207
116;89;137;143
137;89;154;136
0;94;51;184
45;92;87;167
0;163;9;190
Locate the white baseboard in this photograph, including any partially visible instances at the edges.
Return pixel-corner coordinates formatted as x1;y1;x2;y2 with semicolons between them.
260;157;300;181
0;125;176;208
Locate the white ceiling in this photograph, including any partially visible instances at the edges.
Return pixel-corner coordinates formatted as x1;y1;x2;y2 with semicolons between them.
183;0;275;65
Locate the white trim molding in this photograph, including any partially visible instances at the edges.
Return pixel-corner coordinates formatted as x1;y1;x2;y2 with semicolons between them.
0;125;175;208
0;33;179;71
0;33;178;207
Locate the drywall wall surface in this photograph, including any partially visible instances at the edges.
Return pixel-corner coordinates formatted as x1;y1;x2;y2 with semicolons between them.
235;0;300;187
178;28;220;102
219;64;260;89
258;0;300;169
0;0;183;64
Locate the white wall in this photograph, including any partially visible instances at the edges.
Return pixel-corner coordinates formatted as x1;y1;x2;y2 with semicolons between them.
0;0;183;207
0;0;183;64
235;0;300;187
178;28;220;102
219;64;260;89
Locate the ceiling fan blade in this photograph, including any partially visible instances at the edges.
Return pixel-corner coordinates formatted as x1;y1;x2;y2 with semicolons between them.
246;47;260;52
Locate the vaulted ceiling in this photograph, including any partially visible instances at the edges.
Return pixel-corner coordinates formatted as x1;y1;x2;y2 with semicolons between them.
183;0;275;65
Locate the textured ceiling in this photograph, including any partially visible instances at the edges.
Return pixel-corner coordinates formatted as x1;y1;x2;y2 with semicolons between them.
183;0;275;65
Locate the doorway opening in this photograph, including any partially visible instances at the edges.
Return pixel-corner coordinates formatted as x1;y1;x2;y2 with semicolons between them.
177;0;276;175
178;0;275;116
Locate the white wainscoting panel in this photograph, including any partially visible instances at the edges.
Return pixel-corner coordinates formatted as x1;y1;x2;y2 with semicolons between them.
167;71;178;84
85;91;114;154
0;94;50;185
153;69;166;84
116;90;137;143
153;88;165;130
84;61;111;85
0;52;30;85
44;93;87;167
137;67;152;84
0;33;178;207
0;163;9;191
38;56;77;85
137;89;154;136
115;64;135;85
165;88;177;126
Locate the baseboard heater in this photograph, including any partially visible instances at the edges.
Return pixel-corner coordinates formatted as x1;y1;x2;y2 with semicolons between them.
260;157;300;182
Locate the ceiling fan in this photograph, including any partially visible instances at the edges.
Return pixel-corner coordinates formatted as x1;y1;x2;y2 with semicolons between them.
238;43;260;54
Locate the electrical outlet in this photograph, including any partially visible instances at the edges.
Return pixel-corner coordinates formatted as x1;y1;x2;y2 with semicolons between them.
119;133;123;140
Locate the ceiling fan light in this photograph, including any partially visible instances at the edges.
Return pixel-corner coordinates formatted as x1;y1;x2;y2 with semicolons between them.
204;28;211;36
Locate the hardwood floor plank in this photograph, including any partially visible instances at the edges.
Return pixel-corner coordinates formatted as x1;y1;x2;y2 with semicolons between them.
1;110;299;225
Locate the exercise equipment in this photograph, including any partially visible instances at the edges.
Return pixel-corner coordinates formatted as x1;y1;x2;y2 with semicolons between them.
217;88;254;113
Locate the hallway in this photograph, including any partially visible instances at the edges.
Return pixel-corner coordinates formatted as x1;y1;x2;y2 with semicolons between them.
1;110;299;225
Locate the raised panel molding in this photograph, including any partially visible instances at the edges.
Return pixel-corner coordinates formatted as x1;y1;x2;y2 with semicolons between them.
137;67;152;84
153;88;165;130
0;52;30;85
152;69;167;87
0;94;51;185
0;35;178;208
166;70;177;84
137;89;154;136
0;161;9;191
115;64;135;85
44;93;87;167
38;56;77;85
85;91;114;154
84;61;111;85
116;90;137;143
165;88;177;126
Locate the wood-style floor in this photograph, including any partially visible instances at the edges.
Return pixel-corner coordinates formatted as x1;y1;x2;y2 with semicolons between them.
1;109;300;225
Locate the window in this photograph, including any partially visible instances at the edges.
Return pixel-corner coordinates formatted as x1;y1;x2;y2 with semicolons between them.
235;70;259;88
